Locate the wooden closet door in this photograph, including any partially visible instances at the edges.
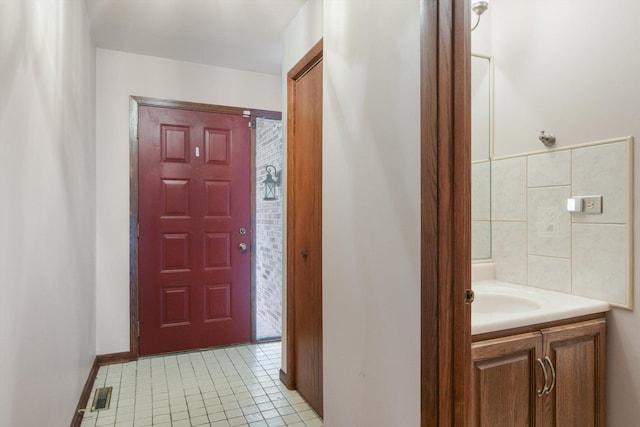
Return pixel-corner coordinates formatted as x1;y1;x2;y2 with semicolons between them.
287;43;323;415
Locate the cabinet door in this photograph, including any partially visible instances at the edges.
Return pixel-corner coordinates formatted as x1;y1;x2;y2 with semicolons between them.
542;319;606;427
472;332;544;427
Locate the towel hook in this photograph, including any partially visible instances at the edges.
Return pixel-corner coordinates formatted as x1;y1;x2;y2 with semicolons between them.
539;130;556;147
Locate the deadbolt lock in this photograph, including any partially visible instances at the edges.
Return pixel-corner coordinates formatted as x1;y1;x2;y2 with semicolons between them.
239;228;247;235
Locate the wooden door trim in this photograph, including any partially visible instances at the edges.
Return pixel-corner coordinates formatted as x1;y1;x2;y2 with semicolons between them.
282;39;323;390
420;0;471;425
131;96;281;120
129;96;281;357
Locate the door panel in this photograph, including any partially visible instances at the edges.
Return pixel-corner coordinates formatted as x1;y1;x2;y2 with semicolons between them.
138;106;251;355
471;332;543;427
542;319;606;427
288;54;323;415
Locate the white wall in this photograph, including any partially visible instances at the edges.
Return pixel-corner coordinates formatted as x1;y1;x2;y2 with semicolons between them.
280;0;324;376
490;1;640;424
95;49;281;354
471;3;492;55
323;1;421;425
0;0;96;425
492;1;640;157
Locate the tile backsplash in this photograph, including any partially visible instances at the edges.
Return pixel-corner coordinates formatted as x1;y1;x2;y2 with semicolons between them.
472;160;491;259
490;137;634;308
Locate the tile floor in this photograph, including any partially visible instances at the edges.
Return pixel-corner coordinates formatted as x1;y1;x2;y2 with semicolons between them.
80;342;322;427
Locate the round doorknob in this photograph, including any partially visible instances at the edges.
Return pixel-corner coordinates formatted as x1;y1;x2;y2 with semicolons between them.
238;243;247;252
464;289;475;304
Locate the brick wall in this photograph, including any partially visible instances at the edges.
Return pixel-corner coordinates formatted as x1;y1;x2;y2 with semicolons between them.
255;118;283;339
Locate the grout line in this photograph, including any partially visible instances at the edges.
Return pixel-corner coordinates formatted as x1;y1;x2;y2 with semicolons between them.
88;341;322;427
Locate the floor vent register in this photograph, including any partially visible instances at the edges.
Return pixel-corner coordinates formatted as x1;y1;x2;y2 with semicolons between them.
91;386;112;411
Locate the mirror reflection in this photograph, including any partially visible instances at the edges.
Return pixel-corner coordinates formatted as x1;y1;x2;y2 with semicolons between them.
471;54;492;260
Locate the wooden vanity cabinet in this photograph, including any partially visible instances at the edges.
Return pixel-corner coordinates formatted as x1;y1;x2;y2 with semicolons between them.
542;319;606;426
472;332;543;426
471;317;606;427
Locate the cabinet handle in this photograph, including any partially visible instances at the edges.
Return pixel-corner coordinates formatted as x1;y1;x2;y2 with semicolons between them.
536;358;549;397
544;356;556;395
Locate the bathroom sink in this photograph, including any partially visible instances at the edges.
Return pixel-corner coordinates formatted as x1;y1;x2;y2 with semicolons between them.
473;292;541;314
471;280;610;335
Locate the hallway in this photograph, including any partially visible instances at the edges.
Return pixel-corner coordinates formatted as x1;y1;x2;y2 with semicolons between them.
79;343;322;427
2;1;427;425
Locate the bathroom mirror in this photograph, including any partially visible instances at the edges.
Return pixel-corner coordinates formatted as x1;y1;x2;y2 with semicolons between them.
471;53;492;260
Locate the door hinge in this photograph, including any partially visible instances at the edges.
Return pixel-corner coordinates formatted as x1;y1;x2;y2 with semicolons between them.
136;223;140;238
137;321;140;337
248;119;256;129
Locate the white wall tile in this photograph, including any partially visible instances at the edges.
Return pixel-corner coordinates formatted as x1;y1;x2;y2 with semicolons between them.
492;157;527;221
528;150;571;187
572;141;628;224
492;221;527;285
472;161;491;221
572;223;628;306
527;186;571;257
528;255;571;293
472;220;491;260
488;140;631;308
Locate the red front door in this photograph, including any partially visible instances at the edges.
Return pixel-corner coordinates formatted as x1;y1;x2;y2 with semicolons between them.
138;105;251;356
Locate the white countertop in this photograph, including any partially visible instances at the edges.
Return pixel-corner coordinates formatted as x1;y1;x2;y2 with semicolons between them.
472;280;611;335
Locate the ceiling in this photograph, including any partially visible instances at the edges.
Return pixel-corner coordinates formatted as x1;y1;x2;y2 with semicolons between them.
85;0;307;76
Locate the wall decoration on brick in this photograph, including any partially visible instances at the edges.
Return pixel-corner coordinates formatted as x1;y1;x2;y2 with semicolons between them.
255;118;284;338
